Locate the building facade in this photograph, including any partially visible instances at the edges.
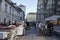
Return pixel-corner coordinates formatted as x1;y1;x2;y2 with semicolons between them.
26;13;36;22
0;0;25;25
18;5;26;21
54;0;60;15
36;0;45;27
26;13;36;26
37;0;60;27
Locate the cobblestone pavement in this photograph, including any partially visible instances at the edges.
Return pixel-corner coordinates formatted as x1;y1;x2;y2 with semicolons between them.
16;26;60;40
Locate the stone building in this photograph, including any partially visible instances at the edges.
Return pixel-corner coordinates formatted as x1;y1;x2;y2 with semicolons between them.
26;13;36;26
0;0;25;25
18;4;26;21
26;13;36;22
37;0;60;26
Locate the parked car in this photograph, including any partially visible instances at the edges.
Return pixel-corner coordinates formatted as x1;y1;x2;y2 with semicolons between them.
0;32;9;40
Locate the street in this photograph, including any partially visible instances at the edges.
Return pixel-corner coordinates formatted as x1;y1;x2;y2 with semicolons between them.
16;26;60;40
0;0;60;40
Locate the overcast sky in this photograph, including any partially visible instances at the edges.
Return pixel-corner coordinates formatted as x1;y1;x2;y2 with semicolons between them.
11;0;37;17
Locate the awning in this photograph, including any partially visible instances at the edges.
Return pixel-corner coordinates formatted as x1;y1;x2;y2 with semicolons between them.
45;15;60;21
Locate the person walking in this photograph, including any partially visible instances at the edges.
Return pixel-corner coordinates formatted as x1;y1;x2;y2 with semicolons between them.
44;22;48;35
47;21;53;36
39;23;45;36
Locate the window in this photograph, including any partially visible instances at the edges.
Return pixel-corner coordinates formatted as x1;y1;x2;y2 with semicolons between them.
0;2;1;10
38;1;41;5
9;7;11;14
12;14;14;16
0;0;2;2
58;2;60;5
4;18;6;24
20;17;22;20
13;8;14;14
5;4;8;12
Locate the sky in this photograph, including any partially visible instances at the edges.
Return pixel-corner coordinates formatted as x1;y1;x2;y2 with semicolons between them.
11;0;37;17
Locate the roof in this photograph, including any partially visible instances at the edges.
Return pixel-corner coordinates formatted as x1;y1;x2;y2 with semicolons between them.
28;13;36;14
17;7;24;12
5;0;22;12
19;4;26;7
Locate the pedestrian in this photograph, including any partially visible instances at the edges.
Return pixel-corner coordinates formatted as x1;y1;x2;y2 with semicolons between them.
44;22;48;36
39;23;45;36
47;21;53;36
39;23;42;35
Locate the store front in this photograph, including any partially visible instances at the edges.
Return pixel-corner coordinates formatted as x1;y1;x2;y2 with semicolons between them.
57;18;60;25
45;15;60;25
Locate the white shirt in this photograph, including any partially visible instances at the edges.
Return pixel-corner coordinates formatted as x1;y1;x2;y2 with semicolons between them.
45;24;47;29
39;23;42;28
39;23;45;29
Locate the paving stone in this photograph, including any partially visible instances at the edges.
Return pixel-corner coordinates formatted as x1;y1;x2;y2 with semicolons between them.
16;26;60;40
